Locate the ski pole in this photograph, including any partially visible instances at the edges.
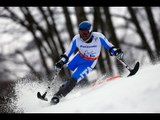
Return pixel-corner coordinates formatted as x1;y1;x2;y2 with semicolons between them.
116;56;139;77
37;68;61;101
46;69;61;93
116;57;132;71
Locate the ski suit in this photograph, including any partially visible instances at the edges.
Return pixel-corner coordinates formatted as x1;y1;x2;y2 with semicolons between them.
63;32;117;82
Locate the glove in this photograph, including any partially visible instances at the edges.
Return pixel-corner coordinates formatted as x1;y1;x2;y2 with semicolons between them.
114;48;124;60
55;60;65;70
55;54;69;70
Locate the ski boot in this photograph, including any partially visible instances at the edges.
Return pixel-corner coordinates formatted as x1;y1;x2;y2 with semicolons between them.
50;94;62;105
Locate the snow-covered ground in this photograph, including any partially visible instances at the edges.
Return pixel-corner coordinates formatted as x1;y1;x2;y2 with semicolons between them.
11;62;160;113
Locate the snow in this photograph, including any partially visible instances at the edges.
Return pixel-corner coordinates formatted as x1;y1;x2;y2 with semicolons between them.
12;62;160;113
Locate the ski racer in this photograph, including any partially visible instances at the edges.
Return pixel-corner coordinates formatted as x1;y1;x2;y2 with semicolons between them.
50;21;124;104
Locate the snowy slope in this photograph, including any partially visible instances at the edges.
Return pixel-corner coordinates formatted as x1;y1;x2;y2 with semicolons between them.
12;63;160;113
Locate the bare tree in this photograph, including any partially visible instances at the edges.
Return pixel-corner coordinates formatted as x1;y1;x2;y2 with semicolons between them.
128;7;156;63
145;7;160;60
103;7;125;75
75;7;88;24
62;7;75;41
1;7;68;76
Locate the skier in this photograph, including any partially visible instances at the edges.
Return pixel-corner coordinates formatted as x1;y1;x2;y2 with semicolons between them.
50;21;124;104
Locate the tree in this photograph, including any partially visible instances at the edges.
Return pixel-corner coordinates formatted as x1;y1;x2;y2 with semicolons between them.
128;7;156;63
103;7;125;75
144;7;160;61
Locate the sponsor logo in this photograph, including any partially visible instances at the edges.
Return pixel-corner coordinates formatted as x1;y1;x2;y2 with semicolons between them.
80;45;97;48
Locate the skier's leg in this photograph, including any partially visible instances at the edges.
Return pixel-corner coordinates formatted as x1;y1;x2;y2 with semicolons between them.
50;54;79;104
51;57;97;104
54;77;77;97
66;53;79;71
54;61;96;96
51;65;89;104
54;59;97;97
71;59;98;82
50;77;77;104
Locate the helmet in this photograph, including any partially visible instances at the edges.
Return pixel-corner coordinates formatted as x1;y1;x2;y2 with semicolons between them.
79;21;93;32
79;21;93;41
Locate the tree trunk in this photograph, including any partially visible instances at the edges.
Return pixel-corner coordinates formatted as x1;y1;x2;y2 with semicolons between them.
145;7;160;60
62;7;75;41
75;7;88;24
128;7;156;63
103;7;124;75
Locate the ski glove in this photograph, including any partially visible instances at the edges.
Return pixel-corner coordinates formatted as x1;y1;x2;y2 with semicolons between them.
114;48;124;60
55;60;65;69
109;47;124;60
55;54;69;70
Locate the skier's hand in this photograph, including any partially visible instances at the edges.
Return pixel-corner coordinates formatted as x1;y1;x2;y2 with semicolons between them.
55;60;65;70
114;48;124;60
55;54;68;70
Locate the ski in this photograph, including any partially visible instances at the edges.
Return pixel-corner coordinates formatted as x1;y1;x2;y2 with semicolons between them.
91;61;140;88
91;75;121;88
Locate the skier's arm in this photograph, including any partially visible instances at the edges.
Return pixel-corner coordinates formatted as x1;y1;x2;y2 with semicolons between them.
64;38;77;59
55;39;77;69
99;35;123;59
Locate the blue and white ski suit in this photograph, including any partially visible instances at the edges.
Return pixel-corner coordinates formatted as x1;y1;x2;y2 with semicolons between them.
63;32;117;82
